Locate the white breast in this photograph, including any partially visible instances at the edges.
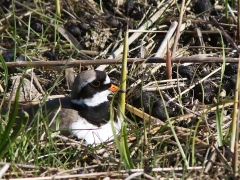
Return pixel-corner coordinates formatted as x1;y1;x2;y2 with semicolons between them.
69;116;122;145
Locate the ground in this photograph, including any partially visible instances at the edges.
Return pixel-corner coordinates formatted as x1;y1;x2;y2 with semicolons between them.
0;0;239;179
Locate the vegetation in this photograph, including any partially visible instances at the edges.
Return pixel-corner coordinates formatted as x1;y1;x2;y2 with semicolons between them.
0;0;239;179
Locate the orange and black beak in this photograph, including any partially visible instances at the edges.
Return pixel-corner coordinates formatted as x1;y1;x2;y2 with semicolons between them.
109;84;119;92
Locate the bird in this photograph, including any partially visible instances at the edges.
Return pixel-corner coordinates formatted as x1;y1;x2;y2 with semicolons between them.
28;69;122;145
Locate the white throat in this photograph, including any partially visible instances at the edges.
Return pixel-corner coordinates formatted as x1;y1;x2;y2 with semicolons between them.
71;90;111;107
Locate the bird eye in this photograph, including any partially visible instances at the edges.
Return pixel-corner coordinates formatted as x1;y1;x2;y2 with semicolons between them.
91;81;100;87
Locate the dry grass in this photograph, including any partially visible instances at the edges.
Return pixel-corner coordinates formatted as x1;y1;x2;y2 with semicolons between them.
0;0;239;179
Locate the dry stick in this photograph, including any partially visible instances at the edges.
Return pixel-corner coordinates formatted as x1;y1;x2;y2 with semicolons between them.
171;0;185;57
227;4;237;24
12;56;240;66
184;30;236;34
1;57;240;68
196;28;206;54
166;42;172;80
211;16;240;53
188;46;232;50
96;0;174;71
7;172;118;180
131;30;237;34
0;163;10;178
154;21;178;58
142;78;188;87
169;56;238;62
7;167;205;180
143;82;185;91
56;25;82;50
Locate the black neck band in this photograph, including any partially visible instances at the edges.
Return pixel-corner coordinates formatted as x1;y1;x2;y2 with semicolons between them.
71;102;118;127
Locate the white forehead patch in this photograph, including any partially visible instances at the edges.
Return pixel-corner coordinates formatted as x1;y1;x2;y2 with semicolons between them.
103;75;110;84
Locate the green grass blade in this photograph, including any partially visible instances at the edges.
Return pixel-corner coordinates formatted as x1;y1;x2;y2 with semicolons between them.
0;111;29;158
55;0;61;17
116;29;134;169
216;30;226;146
0;74;27;158
117;32;128;120
0;55;9;106
225;0;229;19
121;122;134;168
153;75;189;168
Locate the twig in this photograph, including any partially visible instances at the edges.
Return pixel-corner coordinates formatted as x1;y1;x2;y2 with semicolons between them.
188;46;232;50
2;57;239;68
166;42;172;80
7;172;119;180
155;21;178;58
171;0;186;57
196;28;206;54
0;162;41;170
227;4;237;24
